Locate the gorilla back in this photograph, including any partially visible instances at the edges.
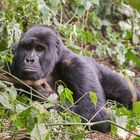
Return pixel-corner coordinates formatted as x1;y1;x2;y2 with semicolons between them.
11;25;140;132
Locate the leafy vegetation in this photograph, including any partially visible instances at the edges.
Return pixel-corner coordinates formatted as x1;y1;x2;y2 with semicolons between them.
0;0;140;139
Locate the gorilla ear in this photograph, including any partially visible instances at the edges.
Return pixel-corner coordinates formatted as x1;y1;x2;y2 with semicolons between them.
55;35;64;57
11;42;19;55
56;40;60;48
55;40;62;56
54;30;64;48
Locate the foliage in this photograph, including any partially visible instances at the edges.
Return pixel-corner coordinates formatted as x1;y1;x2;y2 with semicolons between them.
112;102;140;133
89;91;97;107
58;85;74;106
0;0;140;139
126;0;140;12
0;80;86;139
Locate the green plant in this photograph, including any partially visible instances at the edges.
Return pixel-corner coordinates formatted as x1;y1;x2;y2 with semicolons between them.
0;0;140;139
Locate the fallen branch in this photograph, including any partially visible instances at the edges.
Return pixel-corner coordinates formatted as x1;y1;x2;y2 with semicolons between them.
0;72;19;84
45;120;140;137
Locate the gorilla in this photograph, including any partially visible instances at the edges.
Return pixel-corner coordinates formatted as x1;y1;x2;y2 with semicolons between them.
11;25;140;132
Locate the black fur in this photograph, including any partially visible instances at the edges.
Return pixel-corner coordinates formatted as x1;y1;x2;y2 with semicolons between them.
11;25;140;132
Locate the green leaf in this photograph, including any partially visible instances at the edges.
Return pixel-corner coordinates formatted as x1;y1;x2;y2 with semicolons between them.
65;88;74;105
76;6;85;17
89;92;97;106
58;85;66;105
8;85;17;102
37;0;52;24
126;50;140;67
115;107;131;117
57;85;64;94
90;0;100;6
123;30;132;39
89;12;101;29
133;101;140;114
0;94;13;109
16;103;26;113
134;136;140;140
72;114;81;123
60;92;66;106
0;84;16;109
127;0;140;12
58;86;74;105
0;108;5;117
12;107;40;132
31;123;50;140
0;81;7;88
49;0;60;7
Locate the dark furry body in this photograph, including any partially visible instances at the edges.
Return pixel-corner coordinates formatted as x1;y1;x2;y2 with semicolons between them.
11;25;140;132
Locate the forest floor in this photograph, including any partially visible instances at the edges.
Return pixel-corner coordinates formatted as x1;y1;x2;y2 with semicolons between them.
87;131;123;140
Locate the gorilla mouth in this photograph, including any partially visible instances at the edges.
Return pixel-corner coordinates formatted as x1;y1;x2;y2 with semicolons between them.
22;67;40;72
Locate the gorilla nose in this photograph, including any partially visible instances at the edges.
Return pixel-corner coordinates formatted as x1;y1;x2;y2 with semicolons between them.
26;58;35;63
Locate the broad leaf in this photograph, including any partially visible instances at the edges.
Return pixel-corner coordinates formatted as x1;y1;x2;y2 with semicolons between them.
31;123;50;140
65;88;74;105
126;50;140;67
89;91;97;106
133;101;140;114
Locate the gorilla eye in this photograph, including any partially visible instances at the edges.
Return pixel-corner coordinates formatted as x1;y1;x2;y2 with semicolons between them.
35;45;44;52
23;45;31;50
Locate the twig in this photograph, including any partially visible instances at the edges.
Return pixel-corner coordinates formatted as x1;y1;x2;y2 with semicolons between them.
56;103;88;122
88;102;108;123
109;120;140;137
60;1;63;24
51;130;77;136
65;92;90;111
46;120;109;127
16;89;46;101
65;7;78;25
46;120;140;137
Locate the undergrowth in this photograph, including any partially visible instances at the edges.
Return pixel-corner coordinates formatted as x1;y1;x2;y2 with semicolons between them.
0;0;140;139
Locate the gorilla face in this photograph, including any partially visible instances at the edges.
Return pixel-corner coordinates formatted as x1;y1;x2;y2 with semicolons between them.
13;25;63;80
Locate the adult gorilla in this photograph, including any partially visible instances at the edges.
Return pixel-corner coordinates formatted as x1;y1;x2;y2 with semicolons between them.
11;25;140;132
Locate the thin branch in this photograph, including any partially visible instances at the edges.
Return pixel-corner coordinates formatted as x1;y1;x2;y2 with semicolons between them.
46;120;109;127
60;1;63;24
65;92;90;111
65;7;78;25
109;120;140;137
56;103;88;122
51;130;77;136
46;120;140;137
16;89;46;101
88;102;108;123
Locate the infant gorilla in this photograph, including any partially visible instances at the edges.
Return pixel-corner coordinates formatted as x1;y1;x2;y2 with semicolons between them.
11;25;140;132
